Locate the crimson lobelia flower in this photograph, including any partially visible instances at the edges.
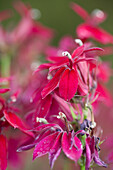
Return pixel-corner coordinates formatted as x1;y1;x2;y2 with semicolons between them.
71;3;113;44
0;90;34;170
17;112;84;169
36;44;102;101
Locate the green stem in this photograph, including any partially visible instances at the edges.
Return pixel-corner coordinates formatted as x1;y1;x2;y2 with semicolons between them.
80;165;85;170
1;54;10;77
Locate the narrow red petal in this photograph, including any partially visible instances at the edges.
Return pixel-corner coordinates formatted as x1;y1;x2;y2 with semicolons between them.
4;110;34;137
85;137;91;170
36;95;52;118
0;88;10;94
31;123;59;132
33;132;59;160
0;135;7;170
41;67;65;99
34;63;52;73
72;45;84;59
59;69;78;101
62;132;82;162
70;3;89;20
49;133;62;169
96;83;113;106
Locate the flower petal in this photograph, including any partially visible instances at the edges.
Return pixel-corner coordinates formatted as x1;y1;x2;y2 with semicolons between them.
94;149;107;168
4;110;34;137
59;69;78;101
41;67;65;99
0;88;10;94
62;132;82;162
49;133;62;169
31;123;59;132
0;134;7;170
36;94;52;118
85;137;91;170
72;45;84;59
70;3;89;20
33;132;59;160
77;24;113;44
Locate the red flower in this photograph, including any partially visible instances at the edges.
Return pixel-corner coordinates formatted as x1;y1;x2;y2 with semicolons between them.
36;45;102;101
71;3;113;44
0;91;34;170
17;123;83;169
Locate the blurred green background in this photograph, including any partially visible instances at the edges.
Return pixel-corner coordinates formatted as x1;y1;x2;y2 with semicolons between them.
1;0;113;45
1;0;113;170
1;0;113;64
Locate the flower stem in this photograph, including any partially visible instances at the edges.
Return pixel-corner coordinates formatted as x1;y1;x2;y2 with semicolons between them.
1;54;10;77
80;165;85;170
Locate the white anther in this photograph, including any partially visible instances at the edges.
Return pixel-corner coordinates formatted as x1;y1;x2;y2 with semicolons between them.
92;9;104;19
30;9;41;20
36;117;48;124
57;112;66;119
75;39;83;46
90;122;96;129
47;74;52;80
62;51;72;59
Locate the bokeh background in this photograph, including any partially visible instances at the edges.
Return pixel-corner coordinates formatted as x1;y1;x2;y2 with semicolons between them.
0;0;113;169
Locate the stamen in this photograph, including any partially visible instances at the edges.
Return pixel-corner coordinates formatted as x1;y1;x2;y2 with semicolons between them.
47;74;52;80
57;112;66;119
30;9;41;20
36;117;48;124
90;121;96;129
91;9;104;19
75;39;83;46
62;51;72;59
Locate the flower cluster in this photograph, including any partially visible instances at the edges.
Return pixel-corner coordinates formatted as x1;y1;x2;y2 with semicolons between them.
0;1;113;170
